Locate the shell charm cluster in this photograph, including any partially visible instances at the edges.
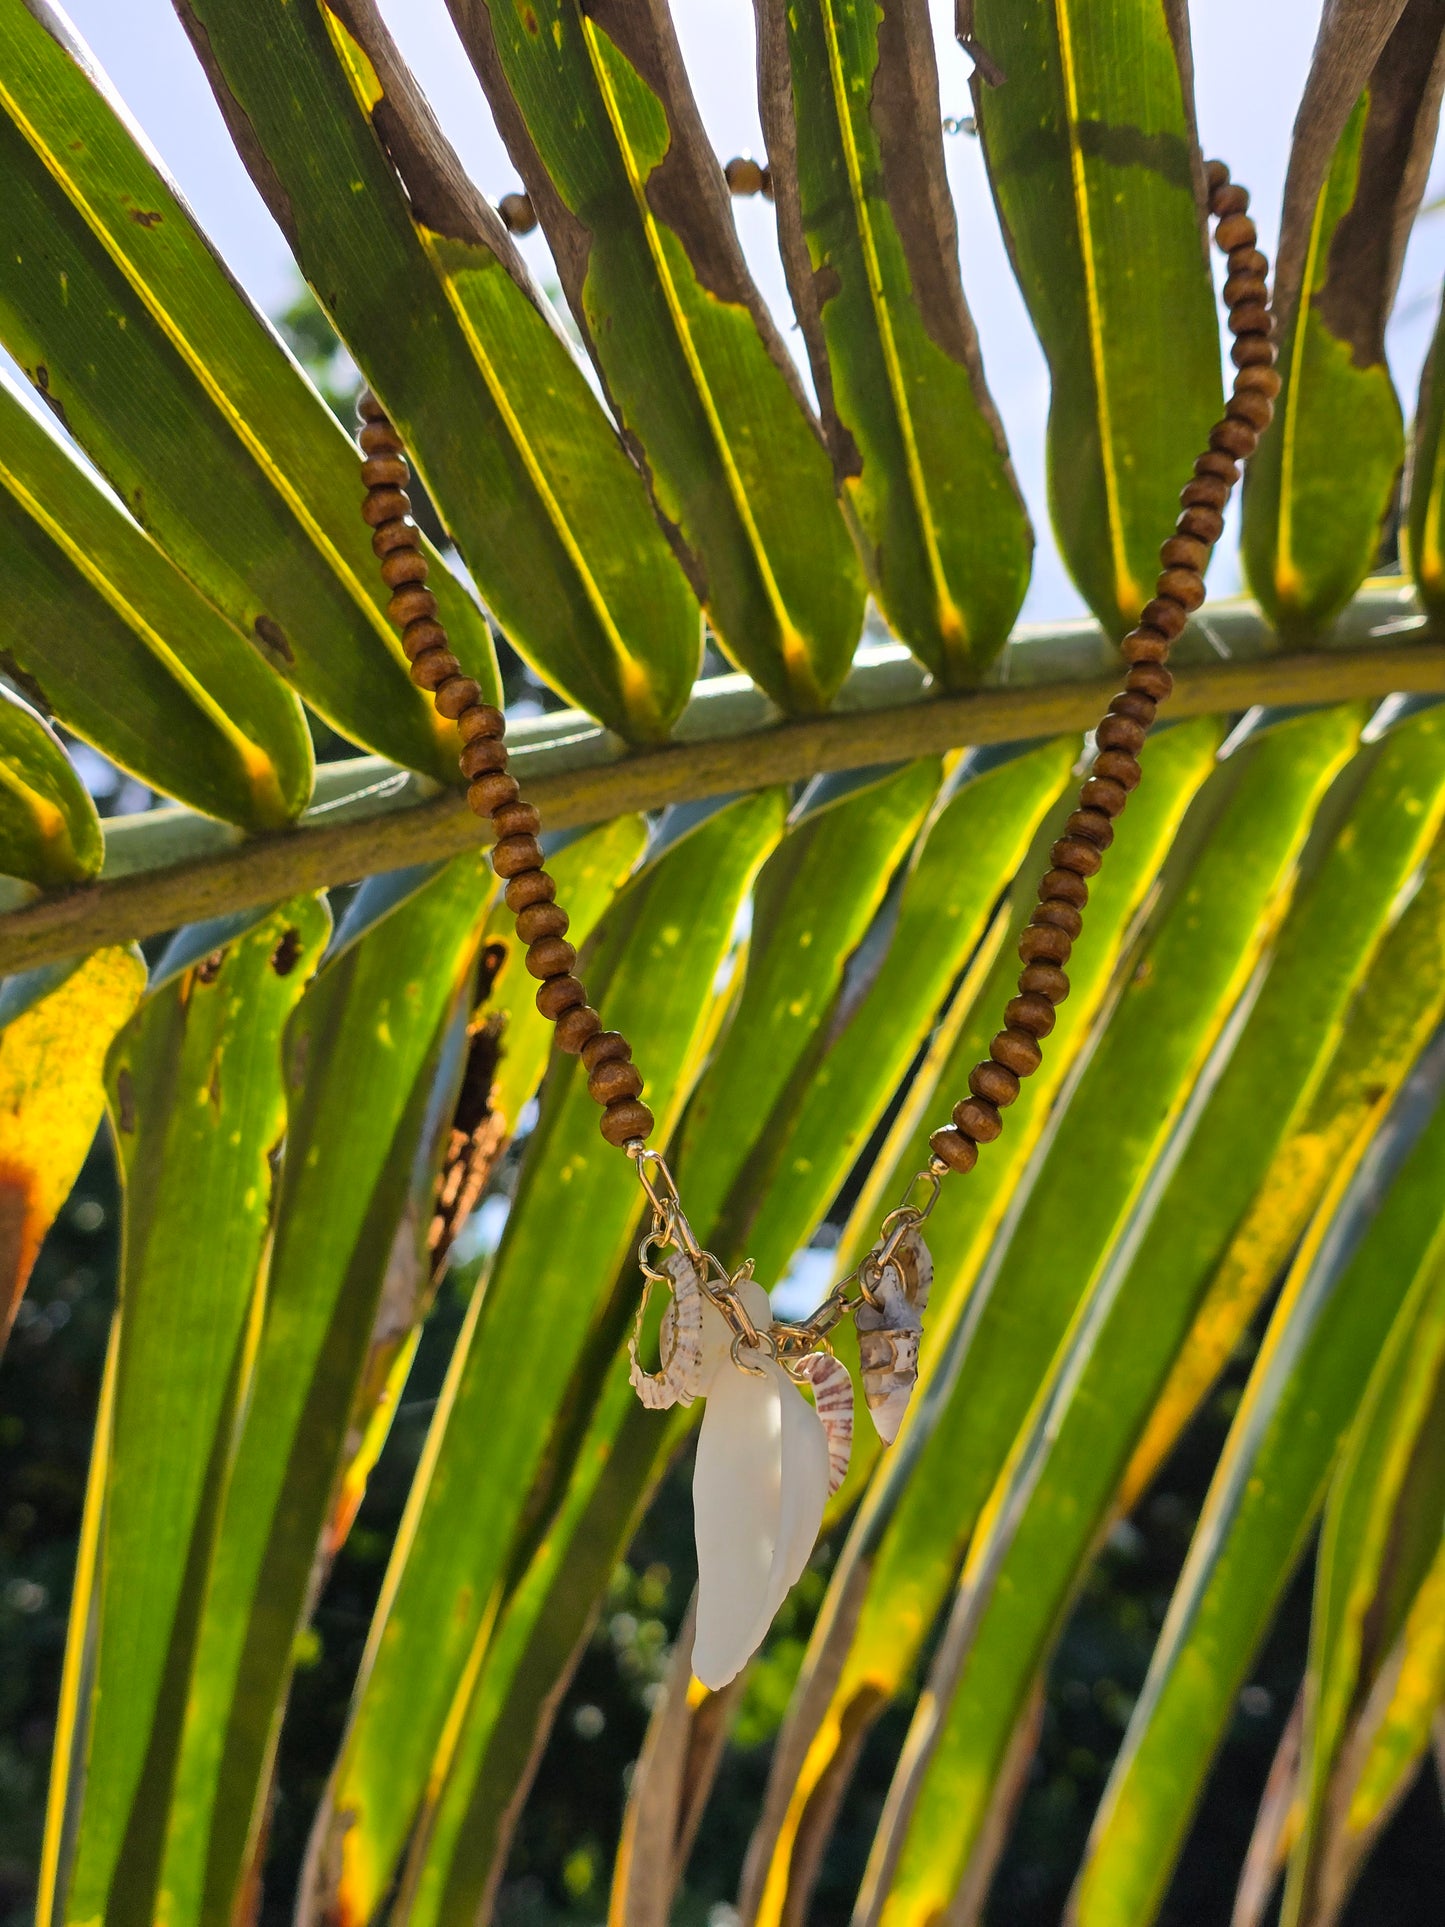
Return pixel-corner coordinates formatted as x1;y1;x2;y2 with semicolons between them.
626;1148;937;1688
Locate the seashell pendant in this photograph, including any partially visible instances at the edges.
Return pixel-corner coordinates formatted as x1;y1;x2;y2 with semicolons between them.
794;1351;854;1494
628;1251;705;1409
855;1226;932;1444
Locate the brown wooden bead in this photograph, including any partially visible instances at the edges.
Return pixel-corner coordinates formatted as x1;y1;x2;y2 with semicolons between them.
389;585;438;627
600;1097;654;1147
361;453;409;488
506;869;556;912
1080;774;1128;817
380;547;428;588
1066;808;1115;849
991;1027;1043;1077
1227;301;1271;338
1033;899;1082;939
493;833;544;878
1019;961;1071;1004
435;676;482;720
537;974;586;1020
468;773;519;814
372;518;418;556
582;1030;632;1074
1097;714;1146;754
1210;418;1258;461
358;390;390;421
1214;213;1257;252
1223;271;1267;308
1177;505;1225;545
1156;567;1205;612
1020;922;1072;965
516;901;569;944
1122;628;1170;664
1195;450;1241;485
1039;868;1088;909
1051;835;1102;877
1235;364;1282;401
929;1126;978;1174
588;1058;643;1105
1127;662;1174;701
461;736;509;778
402;617;448;660
1182;474;1231;512
1161;534;1210;574
1094;749;1142;791
527;935;577;980
1140;595;1189;639
1227;388;1273;432
1110;691;1158;728
1228;245;1269;279
410;647;460;691
1204;158;1231;195
554;1003;601;1054
359;419;405;455
1006;992;1057;1038
1232;334;1276;369
1211;181;1249;218
363;486;412;527
493;800;541;838
953;1095;1002;1142
970;1057;1021;1107
459;705;506;742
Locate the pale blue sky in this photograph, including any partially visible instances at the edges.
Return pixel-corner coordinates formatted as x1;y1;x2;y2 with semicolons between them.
53;0;1445;626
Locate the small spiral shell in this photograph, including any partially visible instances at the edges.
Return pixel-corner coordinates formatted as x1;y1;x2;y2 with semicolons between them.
856;1227;932;1443
629;1251;705;1409
795;1352;854;1494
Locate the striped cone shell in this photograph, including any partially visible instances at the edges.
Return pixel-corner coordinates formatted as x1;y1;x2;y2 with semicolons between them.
856;1227;932;1443
795;1351;854;1494
629;1251;705;1409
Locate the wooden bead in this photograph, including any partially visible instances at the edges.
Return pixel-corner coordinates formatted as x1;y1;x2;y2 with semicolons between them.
363;486;411;526
554;1003;601;1054
493;833;544;878
1122;628;1170;663
1039;868;1088;909
358;390;390;421
1006;992;1057;1038
953;1095;1003;1142
991;1027;1043;1077
1226;389;1273;432
588;1058;643;1105
361;453;409;488
1019;961;1071;1003
527;935;577;980
1093;749;1142;791
1177;506;1225;544
1235;364;1282;400
492;800;541;837
582;1030;632;1073
516;901;569;943
1080;774;1128;817
1051;835;1102;877
1227;301;1270;338
1203;158;1230;195
1232;334;1276;369
506;869;555;912
499;191;537;234
459;705;506;741
537;974;587;1020
389;585;438;627
1223;271;1267;307
1020;922;1072;965
1127;662;1174;701
1110;691;1157;728
461;736;509;778
1228;246;1269;280
1097;714;1146;755
401;618;447;661
1156;567;1205;612
1181;475;1231;511
1161;534;1210;574
436;676;483;720
1195;450;1241;485
410;647;460;690
359;419;405;455
1140;595;1189;639
1032;899;1082;939
1210;419;1258;461
371;520;418;558
1211;182;1249;218
380;547;428;589
1066;808;1115;849
1214;212;1257;252
468;773;519;814
601;1097;654;1147
929;1126;978;1174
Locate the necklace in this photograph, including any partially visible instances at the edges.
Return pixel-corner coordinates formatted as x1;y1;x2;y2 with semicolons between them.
354;158;1275;1689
